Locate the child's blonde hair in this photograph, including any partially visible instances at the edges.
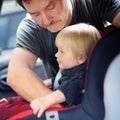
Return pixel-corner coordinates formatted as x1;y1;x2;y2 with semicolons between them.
55;23;101;59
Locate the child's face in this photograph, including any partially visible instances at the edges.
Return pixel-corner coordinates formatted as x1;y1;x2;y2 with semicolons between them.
55;44;80;70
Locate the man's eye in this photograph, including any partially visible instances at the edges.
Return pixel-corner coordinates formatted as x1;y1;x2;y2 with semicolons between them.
33;13;40;17
47;4;54;10
47;0;55;10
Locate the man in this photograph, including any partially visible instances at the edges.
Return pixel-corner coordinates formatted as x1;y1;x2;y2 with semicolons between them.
7;0;120;104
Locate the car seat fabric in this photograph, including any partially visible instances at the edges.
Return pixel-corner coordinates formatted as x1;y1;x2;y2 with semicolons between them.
81;27;120;120
17;105;93;120
0;96;31;120
104;54;120;120
8;26;120;120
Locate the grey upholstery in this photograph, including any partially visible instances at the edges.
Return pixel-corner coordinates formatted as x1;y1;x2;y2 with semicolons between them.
104;54;120;120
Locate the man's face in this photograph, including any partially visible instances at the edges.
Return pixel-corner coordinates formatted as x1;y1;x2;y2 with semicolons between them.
23;0;72;32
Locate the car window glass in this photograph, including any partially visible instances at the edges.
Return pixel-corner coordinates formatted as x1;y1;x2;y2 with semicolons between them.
0;0;26;49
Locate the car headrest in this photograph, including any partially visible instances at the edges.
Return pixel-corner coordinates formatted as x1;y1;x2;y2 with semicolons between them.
81;27;120;120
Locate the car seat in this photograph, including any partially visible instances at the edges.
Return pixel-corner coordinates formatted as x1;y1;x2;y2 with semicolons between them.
8;26;120;120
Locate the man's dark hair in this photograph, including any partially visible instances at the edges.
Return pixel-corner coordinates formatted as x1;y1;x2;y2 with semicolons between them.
16;0;31;9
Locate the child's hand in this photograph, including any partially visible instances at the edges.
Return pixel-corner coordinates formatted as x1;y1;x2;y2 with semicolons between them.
30;96;49;118
30;90;64;118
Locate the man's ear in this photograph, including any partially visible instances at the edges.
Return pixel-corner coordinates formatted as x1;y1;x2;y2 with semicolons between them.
77;54;86;64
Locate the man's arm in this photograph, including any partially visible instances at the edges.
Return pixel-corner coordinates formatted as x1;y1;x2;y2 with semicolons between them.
7;47;52;102
112;12;120;27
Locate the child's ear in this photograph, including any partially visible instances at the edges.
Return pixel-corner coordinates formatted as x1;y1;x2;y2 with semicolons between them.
77;54;86;64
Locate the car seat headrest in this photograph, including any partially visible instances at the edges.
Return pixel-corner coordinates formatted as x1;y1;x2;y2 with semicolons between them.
81;27;120;120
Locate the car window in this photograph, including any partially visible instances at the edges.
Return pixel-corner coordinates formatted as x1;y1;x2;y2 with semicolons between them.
0;0;26;49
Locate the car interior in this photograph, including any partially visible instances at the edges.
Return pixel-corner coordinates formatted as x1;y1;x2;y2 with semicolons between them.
0;1;120;120
8;26;120;120
0;0;47;99
0;0;3;12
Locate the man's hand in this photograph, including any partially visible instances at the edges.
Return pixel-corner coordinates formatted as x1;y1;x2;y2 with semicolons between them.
43;78;52;88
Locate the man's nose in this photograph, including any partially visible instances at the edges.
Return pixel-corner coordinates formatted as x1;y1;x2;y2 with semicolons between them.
41;13;51;27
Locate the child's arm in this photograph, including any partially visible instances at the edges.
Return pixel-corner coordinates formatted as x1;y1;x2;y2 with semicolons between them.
30;90;66;118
